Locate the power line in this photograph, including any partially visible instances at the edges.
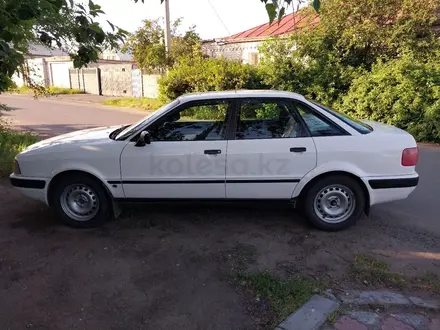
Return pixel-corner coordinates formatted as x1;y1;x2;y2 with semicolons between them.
206;0;231;35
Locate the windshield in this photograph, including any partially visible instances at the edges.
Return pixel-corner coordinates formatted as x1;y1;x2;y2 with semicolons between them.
310;101;373;134
115;99;180;140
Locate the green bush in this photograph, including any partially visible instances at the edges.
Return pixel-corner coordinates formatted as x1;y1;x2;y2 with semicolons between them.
0;128;39;176
158;56;265;101
340;56;440;142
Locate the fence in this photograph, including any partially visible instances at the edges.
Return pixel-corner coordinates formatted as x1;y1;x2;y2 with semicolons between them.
69;64;160;98
69;68;101;94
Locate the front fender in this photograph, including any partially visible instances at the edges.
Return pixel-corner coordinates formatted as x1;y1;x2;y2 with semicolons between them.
47;162;125;203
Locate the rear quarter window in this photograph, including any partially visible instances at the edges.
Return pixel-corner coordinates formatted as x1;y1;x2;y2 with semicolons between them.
310;101;373;134
295;102;347;137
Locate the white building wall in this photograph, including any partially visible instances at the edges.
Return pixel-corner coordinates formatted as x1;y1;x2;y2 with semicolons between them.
11;71;25;87
27;58;49;87
49;61;74;87
142;74;161;98
203;41;262;64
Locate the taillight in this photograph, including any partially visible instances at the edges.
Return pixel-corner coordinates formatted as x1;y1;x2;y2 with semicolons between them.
401;147;419;166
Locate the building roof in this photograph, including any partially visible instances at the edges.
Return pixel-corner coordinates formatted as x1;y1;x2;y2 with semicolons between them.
223;11;319;42
28;43;69;57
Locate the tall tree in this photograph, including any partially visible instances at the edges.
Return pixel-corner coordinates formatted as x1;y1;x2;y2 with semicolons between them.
259;0;440;104
0;0;312;93
122;18;201;73
0;0;128;92
260;0;321;22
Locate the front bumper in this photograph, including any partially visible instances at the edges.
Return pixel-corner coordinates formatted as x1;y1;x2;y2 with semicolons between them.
9;174;49;204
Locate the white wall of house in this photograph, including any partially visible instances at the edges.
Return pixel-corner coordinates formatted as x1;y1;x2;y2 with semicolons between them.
11;71;25;87
142;74;161;98
49;61;74;88
27;58;50;87
203;41;262;65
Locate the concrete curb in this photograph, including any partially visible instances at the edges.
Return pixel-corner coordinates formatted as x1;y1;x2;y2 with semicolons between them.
337;290;440;310
275;295;340;330
274;290;439;330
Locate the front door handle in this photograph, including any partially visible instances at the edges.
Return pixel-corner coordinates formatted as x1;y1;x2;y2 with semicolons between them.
290;147;307;153
204;149;221;155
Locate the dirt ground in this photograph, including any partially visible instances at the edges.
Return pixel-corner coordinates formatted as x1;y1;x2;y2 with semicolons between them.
1;179;439;330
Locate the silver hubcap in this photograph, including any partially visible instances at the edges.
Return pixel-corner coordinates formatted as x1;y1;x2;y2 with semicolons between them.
314;184;356;223
60;184;99;221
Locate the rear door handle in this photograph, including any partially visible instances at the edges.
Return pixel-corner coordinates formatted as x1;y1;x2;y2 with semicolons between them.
290;147;307;153
204;149;221;155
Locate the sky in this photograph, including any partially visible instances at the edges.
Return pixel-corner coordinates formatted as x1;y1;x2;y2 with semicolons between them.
92;0;287;39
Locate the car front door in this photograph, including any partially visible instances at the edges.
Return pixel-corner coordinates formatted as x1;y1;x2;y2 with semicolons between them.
226;98;317;199
120;99;231;199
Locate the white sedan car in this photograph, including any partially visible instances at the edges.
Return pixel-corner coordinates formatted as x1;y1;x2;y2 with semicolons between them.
10;90;419;231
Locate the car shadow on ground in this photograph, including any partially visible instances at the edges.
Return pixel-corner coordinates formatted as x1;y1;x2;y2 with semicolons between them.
0;106;21;111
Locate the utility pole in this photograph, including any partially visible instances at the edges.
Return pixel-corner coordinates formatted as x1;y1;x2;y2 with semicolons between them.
164;0;172;54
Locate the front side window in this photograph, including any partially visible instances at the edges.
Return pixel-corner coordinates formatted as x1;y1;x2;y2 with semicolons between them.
295;102;347;137
149;100;229;141
116;99;180;140
236;99;305;140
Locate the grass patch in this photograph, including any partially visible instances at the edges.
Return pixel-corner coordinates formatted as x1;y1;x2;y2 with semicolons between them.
9;85;83;95
412;272;440;294
0;128;39;177
233;271;322;325
47;86;83;95
351;254;407;288
327;308;345;324
350;254;440;293
9;86;33;94
101;97;163;111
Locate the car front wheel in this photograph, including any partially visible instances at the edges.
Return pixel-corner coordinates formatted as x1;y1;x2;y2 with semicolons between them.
51;174;112;228
303;175;365;231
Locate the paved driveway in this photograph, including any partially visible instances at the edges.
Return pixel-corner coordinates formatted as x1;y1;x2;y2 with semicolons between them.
1;94;145;138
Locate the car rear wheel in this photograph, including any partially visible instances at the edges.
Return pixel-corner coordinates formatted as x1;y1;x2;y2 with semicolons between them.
303;175;365;231
51;174;112;228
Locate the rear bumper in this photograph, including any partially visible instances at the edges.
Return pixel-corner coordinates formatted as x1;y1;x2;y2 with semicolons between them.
368;176;419;189
363;174;419;206
9;174;49;204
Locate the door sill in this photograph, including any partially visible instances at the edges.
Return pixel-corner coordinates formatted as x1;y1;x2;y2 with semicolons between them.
115;197;296;204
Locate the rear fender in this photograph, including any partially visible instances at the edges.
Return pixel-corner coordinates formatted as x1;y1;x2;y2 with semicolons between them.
293;161;367;198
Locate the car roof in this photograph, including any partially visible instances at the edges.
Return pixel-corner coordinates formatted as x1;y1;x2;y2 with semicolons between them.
177;90;305;102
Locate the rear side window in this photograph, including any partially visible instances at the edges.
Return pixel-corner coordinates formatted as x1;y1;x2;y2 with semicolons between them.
236;99;307;140
311;101;373;134
295;102;347;137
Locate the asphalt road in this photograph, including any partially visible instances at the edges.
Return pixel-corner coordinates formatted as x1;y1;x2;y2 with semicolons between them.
1;94;439;236
0;94;145;138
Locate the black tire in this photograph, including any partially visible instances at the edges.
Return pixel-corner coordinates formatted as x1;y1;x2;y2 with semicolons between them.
50;174;112;228
303;175;365;231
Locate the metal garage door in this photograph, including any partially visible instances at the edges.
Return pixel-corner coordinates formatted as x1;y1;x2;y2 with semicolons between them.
50;62;72;88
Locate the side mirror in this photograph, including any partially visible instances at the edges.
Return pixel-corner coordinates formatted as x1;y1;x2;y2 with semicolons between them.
135;131;151;147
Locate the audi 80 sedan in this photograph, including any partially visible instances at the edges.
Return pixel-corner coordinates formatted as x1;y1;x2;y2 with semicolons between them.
10;90;419;231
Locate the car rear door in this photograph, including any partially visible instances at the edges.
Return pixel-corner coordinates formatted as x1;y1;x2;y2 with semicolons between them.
120;99;231;199
225;98;317;199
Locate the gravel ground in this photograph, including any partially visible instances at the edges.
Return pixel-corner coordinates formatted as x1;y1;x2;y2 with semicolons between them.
1;95;439;329
1;181;439;330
